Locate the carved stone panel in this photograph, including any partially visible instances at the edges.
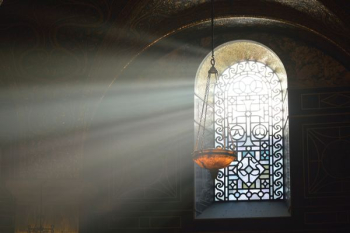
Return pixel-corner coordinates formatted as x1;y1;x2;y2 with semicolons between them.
303;122;350;198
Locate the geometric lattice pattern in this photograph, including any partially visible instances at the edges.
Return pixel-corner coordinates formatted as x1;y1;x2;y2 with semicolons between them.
304;123;350;197
215;61;284;201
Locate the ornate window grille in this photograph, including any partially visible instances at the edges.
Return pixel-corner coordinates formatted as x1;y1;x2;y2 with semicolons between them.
214;61;284;201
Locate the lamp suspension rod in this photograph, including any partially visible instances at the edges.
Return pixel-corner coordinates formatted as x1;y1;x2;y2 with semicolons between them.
211;0;215;62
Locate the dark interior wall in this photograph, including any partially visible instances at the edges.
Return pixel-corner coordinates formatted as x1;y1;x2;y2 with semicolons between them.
0;1;349;233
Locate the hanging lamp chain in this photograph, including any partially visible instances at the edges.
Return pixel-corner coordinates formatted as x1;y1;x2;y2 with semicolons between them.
195;0;218;151
195;73;211;150
209;0;217;75
211;0;214;57
210;0;215;67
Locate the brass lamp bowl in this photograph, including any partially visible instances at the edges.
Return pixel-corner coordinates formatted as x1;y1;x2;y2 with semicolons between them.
193;148;237;179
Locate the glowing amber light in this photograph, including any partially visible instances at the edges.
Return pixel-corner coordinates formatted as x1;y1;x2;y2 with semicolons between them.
193;148;237;178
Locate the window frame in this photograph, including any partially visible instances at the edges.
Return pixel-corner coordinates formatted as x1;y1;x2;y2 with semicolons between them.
194;40;290;219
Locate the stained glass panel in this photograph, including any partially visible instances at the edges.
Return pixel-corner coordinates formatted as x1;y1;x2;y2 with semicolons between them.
214;61;284;201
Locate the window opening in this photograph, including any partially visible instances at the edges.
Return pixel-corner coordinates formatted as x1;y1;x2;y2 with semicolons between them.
194;41;290;218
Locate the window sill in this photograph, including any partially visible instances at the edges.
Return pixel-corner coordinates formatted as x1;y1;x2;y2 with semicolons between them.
195;201;291;219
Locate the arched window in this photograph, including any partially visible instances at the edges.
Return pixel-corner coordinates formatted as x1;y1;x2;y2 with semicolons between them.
195;40;290;218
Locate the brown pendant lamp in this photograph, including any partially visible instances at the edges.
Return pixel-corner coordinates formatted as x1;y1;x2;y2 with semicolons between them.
193;0;237;179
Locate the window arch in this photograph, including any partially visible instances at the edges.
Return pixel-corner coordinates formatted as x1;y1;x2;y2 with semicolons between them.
194;40;290;217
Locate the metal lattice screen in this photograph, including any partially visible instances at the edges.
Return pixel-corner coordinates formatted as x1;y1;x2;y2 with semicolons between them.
214;61;284;201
